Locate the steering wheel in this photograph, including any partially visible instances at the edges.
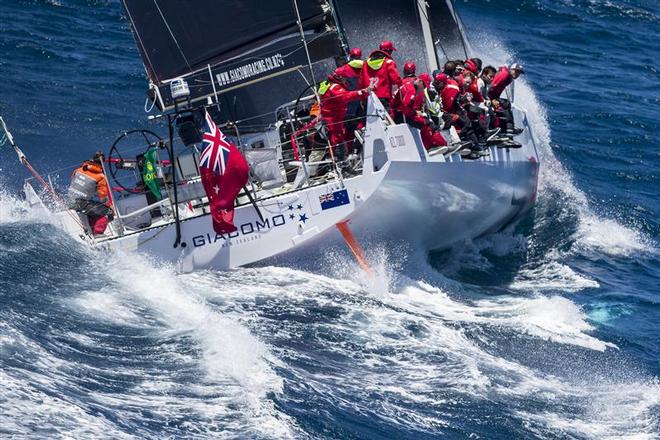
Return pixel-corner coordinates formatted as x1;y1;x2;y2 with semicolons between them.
107;129;164;193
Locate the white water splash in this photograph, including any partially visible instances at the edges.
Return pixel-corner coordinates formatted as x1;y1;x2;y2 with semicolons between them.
473;39;654;260
198;263;657;438
69;253;297;439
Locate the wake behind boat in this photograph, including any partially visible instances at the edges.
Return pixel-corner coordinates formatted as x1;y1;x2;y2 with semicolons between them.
2;0;540;272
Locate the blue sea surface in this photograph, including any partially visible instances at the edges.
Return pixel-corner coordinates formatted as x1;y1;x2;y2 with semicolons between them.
1;0;659;438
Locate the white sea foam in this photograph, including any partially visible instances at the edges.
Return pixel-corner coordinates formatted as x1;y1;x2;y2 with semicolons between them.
474;40;655;259
0;187;36;224
215;262;659;438
510;261;600;293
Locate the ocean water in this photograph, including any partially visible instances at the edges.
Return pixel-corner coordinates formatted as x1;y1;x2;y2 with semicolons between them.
1;0;659;438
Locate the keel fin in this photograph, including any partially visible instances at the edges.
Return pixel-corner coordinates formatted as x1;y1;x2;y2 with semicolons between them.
336;221;373;276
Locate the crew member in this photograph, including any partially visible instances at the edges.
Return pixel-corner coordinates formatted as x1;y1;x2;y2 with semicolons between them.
437;73;487;158
488;63;525;134
334;47;365;135
477;65;497;102
334;47;363;90
68;151;114;235
394;62;446;150
463;58;483;76
477;66;497;128
360;40;402;115
318;73;371;161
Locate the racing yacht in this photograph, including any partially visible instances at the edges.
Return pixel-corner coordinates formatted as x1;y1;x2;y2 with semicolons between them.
7;0;540;272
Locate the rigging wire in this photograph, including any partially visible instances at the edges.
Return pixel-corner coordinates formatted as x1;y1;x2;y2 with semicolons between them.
152;0;192;73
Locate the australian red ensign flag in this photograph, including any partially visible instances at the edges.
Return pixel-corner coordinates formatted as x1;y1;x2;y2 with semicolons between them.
199;110;249;234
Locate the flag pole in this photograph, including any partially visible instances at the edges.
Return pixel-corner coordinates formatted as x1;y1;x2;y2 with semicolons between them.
336;220;373;276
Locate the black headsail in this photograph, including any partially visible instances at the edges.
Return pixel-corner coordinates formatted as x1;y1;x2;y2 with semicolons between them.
121;0;345;129
426;0;470;63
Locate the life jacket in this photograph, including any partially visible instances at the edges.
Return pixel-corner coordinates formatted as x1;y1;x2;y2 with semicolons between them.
69;161;110;205
424;88;442;116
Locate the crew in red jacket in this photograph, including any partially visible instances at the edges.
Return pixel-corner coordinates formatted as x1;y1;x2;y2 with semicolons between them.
393;62;446;150
436;73;488;157
439;74;461;113
393;61;422;119
488;63;523;100
360;40;402;114
334;47;366;134
319;73;370;157
488;63;525;134
334;47;363;91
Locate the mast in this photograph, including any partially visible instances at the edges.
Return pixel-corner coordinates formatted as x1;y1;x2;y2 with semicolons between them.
417;0;440;73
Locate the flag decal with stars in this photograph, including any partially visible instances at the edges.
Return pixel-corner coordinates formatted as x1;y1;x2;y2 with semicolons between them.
319;189;350;210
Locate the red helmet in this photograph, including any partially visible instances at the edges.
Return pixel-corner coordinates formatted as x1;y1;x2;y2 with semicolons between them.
434;73;448;84
349;47;362;59
403;61;416;76
419;73;432;88
464;58;479;74
379;40;396;53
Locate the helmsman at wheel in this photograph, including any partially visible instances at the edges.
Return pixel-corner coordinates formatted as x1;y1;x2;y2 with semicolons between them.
67;151;114;235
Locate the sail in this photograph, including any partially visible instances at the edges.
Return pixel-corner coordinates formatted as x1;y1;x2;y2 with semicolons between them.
335;0;432;74
333;0;469;75
121;0;344;114
426;0;470;63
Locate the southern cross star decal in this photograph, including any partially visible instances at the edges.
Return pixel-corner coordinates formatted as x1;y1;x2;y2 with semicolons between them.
296;204;303;210
298;213;308;223
289;213;295;220
288;205;294;211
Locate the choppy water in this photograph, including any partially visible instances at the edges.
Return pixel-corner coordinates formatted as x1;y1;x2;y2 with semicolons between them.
1;0;659;438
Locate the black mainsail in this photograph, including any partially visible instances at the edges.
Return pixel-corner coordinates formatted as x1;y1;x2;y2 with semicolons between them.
121;0;345;126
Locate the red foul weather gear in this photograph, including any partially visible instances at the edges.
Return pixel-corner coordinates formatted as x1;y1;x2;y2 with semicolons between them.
319;80;368;151
334;60;363;90
393;76;422;118
360;50;402;104
467;77;483;102
441;78;461;113
464;58;479;75
394;77;446;150
488;66;513;100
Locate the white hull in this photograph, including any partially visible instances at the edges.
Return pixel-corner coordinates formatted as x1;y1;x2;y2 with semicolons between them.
32;97;539;272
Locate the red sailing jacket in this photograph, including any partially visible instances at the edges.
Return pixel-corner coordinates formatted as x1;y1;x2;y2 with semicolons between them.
334;60;363;81
394;77;424;119
319;80;367;128
489;66;513;100
441;78;461;113
360;50;402;101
